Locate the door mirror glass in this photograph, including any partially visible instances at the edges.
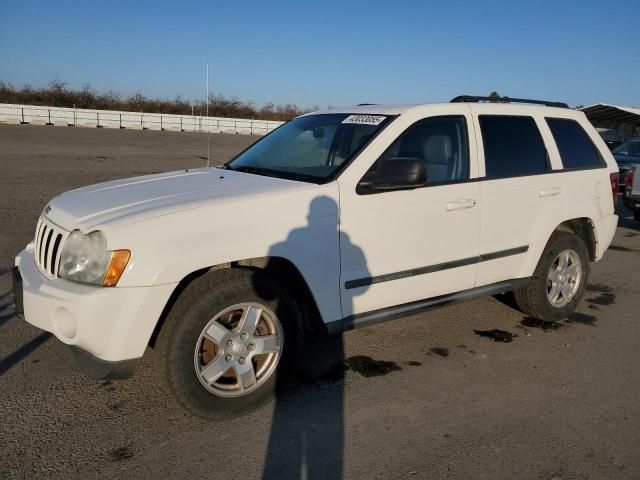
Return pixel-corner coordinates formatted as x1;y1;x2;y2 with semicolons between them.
357;157;427;193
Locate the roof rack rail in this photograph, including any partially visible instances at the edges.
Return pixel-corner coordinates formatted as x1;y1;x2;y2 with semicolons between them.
356;103;379;106
450;95;568;109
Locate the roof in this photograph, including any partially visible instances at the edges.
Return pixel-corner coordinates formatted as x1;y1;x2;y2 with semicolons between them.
310;104;425;115
311;101;572;116
580;103;640;131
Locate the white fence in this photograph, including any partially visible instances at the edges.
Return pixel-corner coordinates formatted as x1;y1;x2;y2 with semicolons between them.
0;103;284;135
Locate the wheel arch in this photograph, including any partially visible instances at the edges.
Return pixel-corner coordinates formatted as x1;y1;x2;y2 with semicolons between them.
518;216;598;280
554;217;597;261
148;256;325;348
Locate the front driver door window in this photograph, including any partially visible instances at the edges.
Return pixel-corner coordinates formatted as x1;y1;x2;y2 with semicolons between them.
360;116;470;189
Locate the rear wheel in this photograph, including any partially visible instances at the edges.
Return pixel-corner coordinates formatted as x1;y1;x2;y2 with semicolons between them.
159;268;302;419
514;232;589;322
634;210;640;221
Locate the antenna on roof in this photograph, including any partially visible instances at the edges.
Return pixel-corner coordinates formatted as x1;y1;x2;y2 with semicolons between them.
450;95;568;109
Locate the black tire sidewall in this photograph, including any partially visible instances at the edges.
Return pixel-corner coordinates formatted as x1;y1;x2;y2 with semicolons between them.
163;269;302;419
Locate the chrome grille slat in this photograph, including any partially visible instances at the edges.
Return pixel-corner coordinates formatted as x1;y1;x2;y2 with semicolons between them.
34;215;69;279
34;221;42;264
34;218;44;257
44;229;53;272
51;234;63;276
39;225;48;267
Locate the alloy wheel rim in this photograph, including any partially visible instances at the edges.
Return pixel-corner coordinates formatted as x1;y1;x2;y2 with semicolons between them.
546;249;582;308
193;302;282;397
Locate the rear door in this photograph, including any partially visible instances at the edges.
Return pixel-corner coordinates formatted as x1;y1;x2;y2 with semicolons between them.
473;107;566;286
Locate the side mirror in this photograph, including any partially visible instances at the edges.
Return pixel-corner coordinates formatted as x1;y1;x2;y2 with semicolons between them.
357;157;427;194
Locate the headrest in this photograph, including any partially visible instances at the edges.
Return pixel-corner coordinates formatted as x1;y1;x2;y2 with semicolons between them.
423;134;452;164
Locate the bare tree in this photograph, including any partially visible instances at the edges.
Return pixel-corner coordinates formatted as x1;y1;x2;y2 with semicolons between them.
0;80;316;121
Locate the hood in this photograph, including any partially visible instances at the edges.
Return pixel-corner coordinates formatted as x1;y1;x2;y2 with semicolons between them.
46;168;310;231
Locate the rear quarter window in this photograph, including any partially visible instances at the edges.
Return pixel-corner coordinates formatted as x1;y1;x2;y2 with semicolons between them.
479;115;548;178
545;118;604;169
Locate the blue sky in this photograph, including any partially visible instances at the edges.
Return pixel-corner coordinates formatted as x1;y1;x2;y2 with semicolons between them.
1;0;638;108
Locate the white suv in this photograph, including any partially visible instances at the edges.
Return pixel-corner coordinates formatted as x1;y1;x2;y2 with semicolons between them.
13;96;619;417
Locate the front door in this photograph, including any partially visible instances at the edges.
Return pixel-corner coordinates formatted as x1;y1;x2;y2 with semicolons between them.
338;112;481;318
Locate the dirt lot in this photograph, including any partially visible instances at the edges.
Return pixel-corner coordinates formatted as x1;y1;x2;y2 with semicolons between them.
1;124;639;479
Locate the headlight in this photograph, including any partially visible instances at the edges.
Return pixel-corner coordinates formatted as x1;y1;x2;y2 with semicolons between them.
58;230;130;286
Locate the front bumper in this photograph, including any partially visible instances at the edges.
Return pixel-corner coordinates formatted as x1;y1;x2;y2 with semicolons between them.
67;345;139;380
14;243;177;377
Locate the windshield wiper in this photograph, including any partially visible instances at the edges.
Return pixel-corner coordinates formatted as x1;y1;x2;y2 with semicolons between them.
226;165;324;184
229;165;277;177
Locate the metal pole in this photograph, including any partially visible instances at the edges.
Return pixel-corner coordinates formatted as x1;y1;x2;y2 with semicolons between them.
206;63;210;167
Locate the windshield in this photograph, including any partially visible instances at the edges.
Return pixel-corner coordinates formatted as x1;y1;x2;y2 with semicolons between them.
613;141;640;157
225;113;392;182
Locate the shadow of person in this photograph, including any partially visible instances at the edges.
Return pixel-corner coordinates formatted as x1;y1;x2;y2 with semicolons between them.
258;195;369;480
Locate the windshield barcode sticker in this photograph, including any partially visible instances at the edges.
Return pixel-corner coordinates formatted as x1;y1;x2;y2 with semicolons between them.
342;115;386;126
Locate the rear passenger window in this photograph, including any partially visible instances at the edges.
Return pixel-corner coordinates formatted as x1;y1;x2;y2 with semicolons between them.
479;115;548;178
545;118;603;169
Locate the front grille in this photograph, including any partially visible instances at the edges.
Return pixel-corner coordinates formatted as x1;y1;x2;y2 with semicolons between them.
34;216;68;278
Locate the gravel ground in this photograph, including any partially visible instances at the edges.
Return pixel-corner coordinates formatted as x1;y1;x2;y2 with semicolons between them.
1;124;639;480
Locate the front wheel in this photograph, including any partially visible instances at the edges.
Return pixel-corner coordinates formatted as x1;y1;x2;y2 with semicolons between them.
514;232;590;322
159;269;302;419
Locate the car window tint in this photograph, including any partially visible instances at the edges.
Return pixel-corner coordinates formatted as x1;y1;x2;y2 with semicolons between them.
365;116;469;185
546;118;603;169
613;142;640;156
479;115;548;178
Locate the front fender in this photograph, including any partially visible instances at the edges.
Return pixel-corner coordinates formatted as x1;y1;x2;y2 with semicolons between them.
110;183;343;324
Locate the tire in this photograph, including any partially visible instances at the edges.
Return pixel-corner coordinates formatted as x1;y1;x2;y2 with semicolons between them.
158;268;303;419
634;210;640;221
514;231;590;322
